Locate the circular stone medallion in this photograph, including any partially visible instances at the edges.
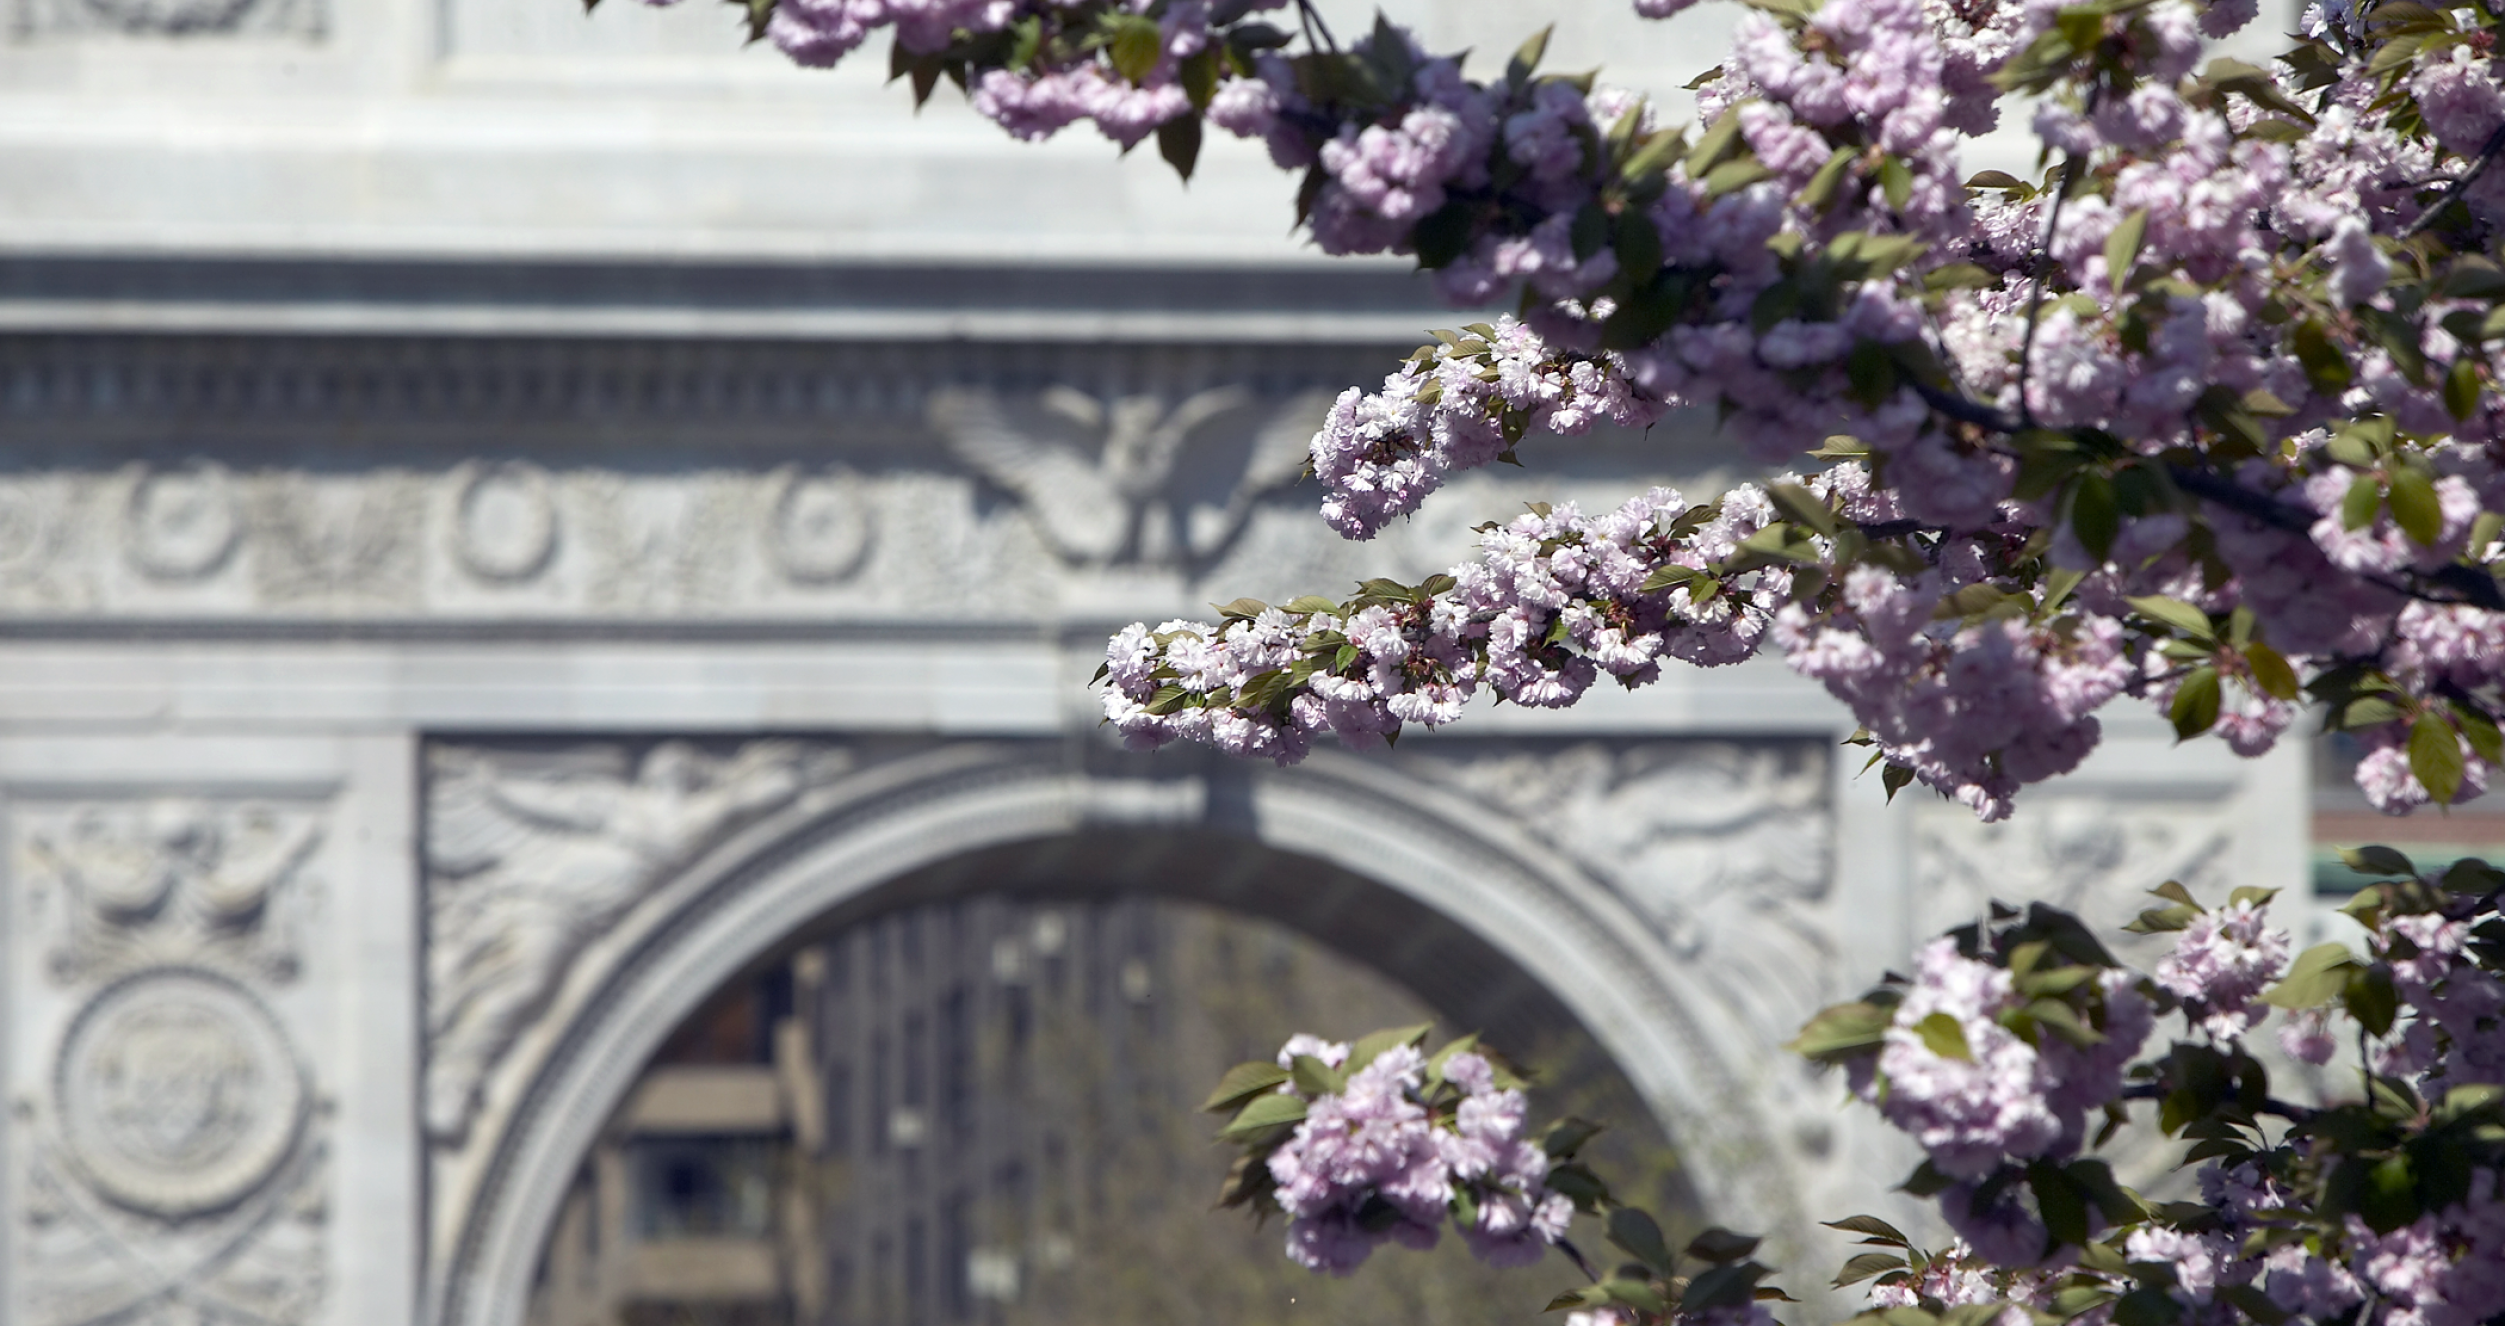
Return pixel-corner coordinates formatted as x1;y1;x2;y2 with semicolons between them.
768;469;874;584
453;462;559;584
56;969;308;1216
126;463;241;582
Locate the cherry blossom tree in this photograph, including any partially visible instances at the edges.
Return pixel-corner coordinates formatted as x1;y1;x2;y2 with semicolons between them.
614;0;2505;1321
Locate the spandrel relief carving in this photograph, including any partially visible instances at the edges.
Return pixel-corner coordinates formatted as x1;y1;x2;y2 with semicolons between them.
423;741;842;1142
1398;740;1834;1046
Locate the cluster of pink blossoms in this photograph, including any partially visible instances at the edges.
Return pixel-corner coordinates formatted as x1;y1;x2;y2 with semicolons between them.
1805;869;2505;1326
1260;1035;1572;1274
1099;477;1798;765
2152;898;2290;1038
689;0;2505;826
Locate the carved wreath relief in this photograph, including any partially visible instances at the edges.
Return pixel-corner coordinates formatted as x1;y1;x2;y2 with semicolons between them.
11;797;330;1326
0;383;1365;620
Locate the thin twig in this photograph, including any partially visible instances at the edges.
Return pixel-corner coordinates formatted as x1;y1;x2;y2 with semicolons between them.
2402;118;2505;240
2014;155;2083;430
1293;0;1339;53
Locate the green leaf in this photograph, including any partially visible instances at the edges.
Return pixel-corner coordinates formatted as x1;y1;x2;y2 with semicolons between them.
1283;595;1340;616
1800;145;1858;212
1289;1053;1346;1099
1685;105;1747;178
2113;1286;2183;1326
2072;471;2118;561
1683;1263;1768;1312
2342;472;2383;532
1915;1011;1973;1062
2342;844;2418;876
1608;1207;1678;1272
2105;209;2149;292
2245;642;2300;700
1506;24;1552;86
2410;713;2466;803
1156;114;1202;182
2127;595;2215;641
1769;481;1839;536
1833;1251;1909;1288
1541;1116;1607;1158
2170;665;2222;739
2446;356;2482;420
1686;1228;1763;1264
2294;319;2353;394
2388;464;2443;545
1221;1090;1307;1139
2262;942;2360;1009
1788;1000;1891;1061
1202;1060;1291;1112
1821;1214;1912;1246
1343;1022;1432;1076
1106;13;1163;83
1704;157;1774;197
1877;154;1914;210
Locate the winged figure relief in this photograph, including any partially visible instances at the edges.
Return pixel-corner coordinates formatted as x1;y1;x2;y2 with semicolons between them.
927;385;1329;574
421;741;822;1142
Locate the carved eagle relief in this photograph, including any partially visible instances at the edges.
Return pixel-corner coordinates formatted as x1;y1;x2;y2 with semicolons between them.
927;385;1328;574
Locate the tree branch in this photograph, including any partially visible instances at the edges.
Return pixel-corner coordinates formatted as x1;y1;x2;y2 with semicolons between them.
2014;156;2084;430
2402;118;2505;240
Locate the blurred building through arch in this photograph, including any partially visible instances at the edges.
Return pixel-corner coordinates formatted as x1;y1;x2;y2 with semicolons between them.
523;894;1700;1326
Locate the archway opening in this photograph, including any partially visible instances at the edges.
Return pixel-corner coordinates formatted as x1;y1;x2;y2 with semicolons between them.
521;841;1705;1326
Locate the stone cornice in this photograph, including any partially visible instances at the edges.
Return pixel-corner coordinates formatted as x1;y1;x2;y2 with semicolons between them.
0;253;1447;344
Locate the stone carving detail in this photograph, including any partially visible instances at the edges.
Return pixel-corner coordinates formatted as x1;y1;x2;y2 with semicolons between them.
424;741;835;1142
1912;794;2234;947
766;466;876;584
19;1136;327;1326
55;968;310;1217
578;475;747;614
20;798;320;985
9;795;331;1326
253;474;423;605
1398;740;1833;1044
124;463;241;583
930;386;1326;572
17;0;323;39
452;462;560;585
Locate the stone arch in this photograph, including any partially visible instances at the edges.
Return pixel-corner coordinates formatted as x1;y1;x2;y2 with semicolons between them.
432;740;1809;1326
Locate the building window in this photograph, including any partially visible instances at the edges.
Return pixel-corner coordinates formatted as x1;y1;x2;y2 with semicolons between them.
626;1138;775;1240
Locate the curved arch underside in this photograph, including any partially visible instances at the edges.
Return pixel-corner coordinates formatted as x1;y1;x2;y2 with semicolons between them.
433;741;1812;1326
